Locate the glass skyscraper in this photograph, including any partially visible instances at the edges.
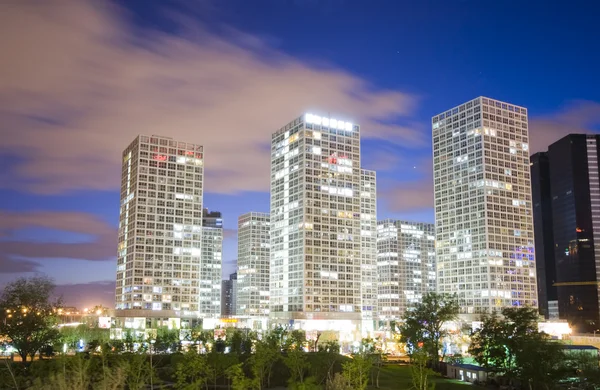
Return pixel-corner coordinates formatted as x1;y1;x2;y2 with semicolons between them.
432;97;537;316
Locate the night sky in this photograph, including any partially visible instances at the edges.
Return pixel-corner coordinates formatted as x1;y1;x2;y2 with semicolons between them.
1;0;599;309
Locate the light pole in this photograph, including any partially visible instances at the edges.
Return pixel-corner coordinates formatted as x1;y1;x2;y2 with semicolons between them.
149;339;155;390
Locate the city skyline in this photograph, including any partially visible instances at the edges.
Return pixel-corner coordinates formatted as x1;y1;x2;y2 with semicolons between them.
1;0;600;310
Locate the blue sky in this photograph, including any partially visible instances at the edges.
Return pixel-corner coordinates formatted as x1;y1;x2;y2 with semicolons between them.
1;0;599;309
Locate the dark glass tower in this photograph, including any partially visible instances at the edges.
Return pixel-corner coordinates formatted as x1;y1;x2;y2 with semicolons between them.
530;152;557;318
545;135;600;332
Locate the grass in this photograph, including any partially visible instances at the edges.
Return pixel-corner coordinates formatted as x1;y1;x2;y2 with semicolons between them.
372;365;484;390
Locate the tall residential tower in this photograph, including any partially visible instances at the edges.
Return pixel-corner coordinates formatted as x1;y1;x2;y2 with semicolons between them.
432;97;537;316
376;220;436;321
270;113;374;335
115;135;221;324
237;212;271;322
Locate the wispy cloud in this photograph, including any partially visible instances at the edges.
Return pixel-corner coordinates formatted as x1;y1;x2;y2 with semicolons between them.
0;0;421;195
529;100;600;153
0;211;116;269
0;255;40;273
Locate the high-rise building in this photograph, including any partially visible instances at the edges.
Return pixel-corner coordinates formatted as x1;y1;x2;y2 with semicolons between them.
231;272;238;315
116;135;205;319
237;212;271;319
270;113;367;334
534;134;600;332
376;220;436;321
360;169;378;331
200;209;223;317
221;272;237;317
432;97;537;316
530;152;557;318
221;279;233;317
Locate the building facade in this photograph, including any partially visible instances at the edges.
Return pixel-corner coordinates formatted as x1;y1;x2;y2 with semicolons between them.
221;272;237;317
544;134;600;332
200;209;223;317
360;169;378;331
530;152;557;318
116;135;205;318
432;97;537;316
376;220;436;321
237;212;271;318
269;113;367;334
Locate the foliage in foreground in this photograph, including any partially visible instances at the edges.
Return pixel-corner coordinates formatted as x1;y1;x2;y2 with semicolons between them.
0;277;62;363
469;307;600;389
398;292;459;369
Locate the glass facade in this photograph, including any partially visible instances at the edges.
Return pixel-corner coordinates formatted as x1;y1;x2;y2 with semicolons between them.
376;220;436;321
530;152;557;318
432;97;537;316
237;212;271;317
546;135;600;332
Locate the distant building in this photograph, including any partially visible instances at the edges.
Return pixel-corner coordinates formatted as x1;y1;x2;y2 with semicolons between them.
237;212;270;318
530;152;557;318
532;134;600;332
376;220;436;321
230;272;237;316
432;97;537;317
201;209;223;318
548;300;559;320
221;272;237;317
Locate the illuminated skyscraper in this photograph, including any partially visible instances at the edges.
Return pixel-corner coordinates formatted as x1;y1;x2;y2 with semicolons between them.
432;97;537;316
270;113;374;335
360;169;378;331
115;135;220;323
200;209;223;317
237;212;271;320
376;220;436;321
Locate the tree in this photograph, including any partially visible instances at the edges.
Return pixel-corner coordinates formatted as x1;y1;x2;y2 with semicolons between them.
399;292;459;369
341;351;372;390
469;307;567;387
312;341;340;386
250;338;280;390
226;362;257;390
284;346;309;386
0;276;62;363
206;349;238;390
410;349;436;390
175;349;211;389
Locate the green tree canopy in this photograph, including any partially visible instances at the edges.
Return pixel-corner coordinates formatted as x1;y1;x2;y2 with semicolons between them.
0;276;62;362
469;307;566;387
399;292;459;368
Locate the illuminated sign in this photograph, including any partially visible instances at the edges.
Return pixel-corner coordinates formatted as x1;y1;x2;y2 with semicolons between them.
153;154;168;161
305;113;353;131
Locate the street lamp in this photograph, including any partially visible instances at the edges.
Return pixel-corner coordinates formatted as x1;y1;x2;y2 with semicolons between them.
149;339;156;390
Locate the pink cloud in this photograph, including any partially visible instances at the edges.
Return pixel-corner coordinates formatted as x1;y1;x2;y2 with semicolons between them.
380;180;434;213
529;100;600;153
0;0;423;195
0;211;116;265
